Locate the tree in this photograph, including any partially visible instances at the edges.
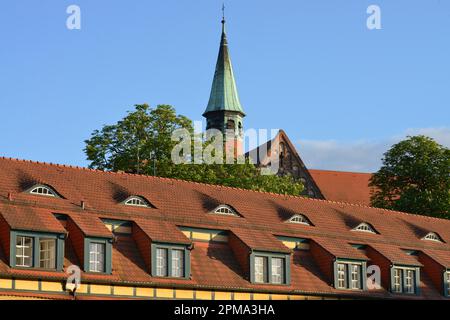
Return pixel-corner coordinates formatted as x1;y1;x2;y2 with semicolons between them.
370;135;450;218
84;104;304;196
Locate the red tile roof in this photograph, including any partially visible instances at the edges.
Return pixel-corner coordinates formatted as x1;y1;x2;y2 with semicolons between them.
231;228;291;253
134;219;191;245
0;204;66;234
309;169;375;205
67;212;112;238
0;157;448;299
312;237;369;261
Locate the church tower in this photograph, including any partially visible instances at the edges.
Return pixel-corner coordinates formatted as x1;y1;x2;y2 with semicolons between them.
203;13;245;155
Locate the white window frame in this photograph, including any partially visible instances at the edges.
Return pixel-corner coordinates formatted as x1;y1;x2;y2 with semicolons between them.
392;268;403;293
211;205;239;217
28;185;58;197
446;272;450;296
337;263;347;289
89;242;105;273
39;238;56;269
352;223;377;234
404;269;415;294
271;257;284;284
422;232;444;243
156;248;168;277
123;196;150;208
16;236;33;267
392;267;417;294
336;261;362;290
288;214;312;226
254;256;268;284
171;249;184;278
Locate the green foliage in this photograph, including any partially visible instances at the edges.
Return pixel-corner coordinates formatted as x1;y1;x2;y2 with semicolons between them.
370;135;450;218
84;104;304;196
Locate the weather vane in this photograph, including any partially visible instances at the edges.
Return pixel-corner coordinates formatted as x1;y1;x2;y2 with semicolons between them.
222;3;225;22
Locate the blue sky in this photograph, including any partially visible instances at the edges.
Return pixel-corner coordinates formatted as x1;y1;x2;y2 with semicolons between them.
0;0;449;172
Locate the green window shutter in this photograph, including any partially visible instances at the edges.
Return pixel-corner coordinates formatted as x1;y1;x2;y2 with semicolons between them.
415;267;421;295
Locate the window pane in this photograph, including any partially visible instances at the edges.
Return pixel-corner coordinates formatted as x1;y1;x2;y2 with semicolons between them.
39;238;56;269
171;249;184;278
404;269;415;294
337;263;347;289
16;236;33;267
156;248;168;277
271;258;284;284
254;256;268;283
393;268;403;293
89;242;105;273
350;264;361;289
446;272;450;296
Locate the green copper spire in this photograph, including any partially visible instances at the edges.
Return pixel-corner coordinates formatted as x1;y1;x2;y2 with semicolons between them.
203;14;245;116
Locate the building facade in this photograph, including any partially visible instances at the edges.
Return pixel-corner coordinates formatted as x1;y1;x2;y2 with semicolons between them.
0;157;449;300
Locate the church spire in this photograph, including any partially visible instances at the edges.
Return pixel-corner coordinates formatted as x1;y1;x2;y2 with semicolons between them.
203;10;245;117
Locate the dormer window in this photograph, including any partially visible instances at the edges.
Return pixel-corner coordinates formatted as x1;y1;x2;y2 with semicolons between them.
422;232;444;243
352;223;377;234
211;205;239;217
287;214;312;226
28;185;58;197
123;196;151;208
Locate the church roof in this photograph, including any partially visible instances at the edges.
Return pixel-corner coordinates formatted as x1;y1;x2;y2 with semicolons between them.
309;169;375;206
203;19;245;116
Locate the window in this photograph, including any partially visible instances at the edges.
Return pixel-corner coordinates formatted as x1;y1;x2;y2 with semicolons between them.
89;242;105;273
352;223;377;234
271;257;284;284
123;196;151;208
288;214;312;226
156;248;168;277
171;249;184;278
212;205;239;217
422;232;444;243
28;185;57;197
350;264;361;289
446;272;450;296
404;269;415;294
392;267;417;294
153;246;188;278
335;262;362;290
254;256;268;283
16;236;33;267
39;238;56;269
337;263;347;289
392;268;403;293
252;254;288;285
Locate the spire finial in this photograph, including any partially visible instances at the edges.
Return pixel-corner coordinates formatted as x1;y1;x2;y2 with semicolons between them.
222;3;225;23
221;3;226;32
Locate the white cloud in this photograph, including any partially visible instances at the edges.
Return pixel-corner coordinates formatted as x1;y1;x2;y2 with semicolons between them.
296;127;450;173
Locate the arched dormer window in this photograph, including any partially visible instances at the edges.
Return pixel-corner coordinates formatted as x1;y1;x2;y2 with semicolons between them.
122;196;152;208
287;214;312;226
27;184;59;197
211;205;240;217
352;222;378;234
422;232;444;243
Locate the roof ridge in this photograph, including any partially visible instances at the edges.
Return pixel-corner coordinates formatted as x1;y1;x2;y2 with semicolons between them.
0;156;443;222
309;168;374;175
